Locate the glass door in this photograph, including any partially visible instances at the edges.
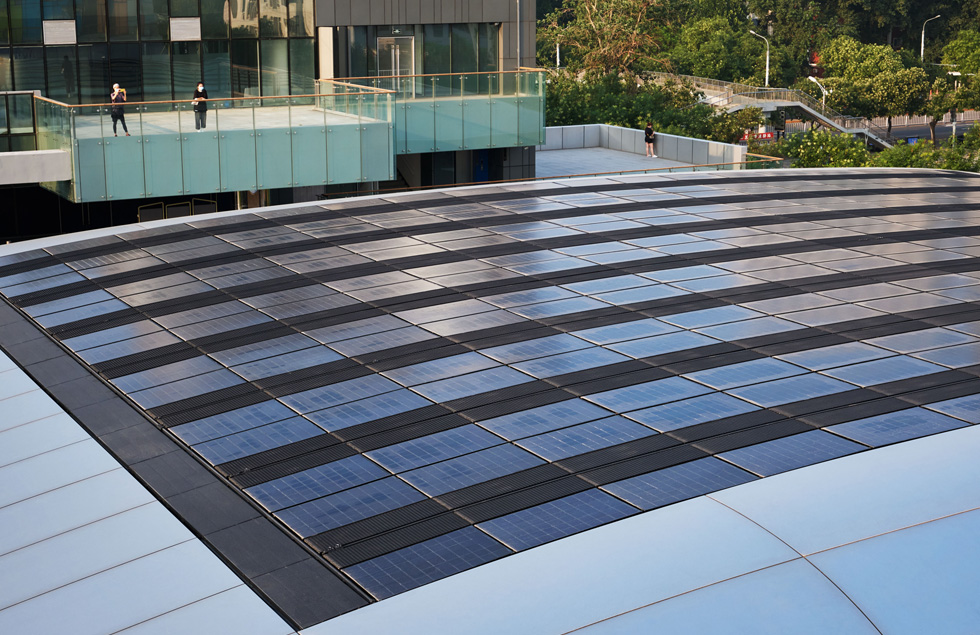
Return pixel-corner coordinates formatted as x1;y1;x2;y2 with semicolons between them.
377;36;414;96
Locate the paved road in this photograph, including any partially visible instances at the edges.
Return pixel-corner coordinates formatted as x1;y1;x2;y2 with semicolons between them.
884;120;976;144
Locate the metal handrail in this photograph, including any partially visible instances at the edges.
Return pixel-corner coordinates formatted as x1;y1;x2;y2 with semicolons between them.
33;84;395;109
338;69;541;82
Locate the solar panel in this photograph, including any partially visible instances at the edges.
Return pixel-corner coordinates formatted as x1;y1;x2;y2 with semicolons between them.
726;374;855;408
344;527;511;600
172;400;297;445
193;416;324;464
366;425;502;473
626;394;759;432
718;430;864;477
602;456;756;510
478;399;612;440
607;331;718;359
399;444;545;496
477;489;635;551
586;376;713;413
685;358;807;390
516;416;656;461
822;356;948;387
304;389;435;432
276;477;427;537
412;367;534;402
511;348;629;379
571;318;679;345
480;334;593;364
828;408;966;447
925;394;980;423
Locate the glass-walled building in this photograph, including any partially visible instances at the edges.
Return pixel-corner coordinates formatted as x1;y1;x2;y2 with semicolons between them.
0;0;317;105
0;0;539;240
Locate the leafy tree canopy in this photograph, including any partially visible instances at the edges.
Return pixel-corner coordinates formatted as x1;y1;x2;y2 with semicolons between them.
943;30;980;75
538;0;669;79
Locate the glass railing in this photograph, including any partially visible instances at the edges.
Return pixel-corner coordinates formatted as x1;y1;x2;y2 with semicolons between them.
1;91;39;152
338;69;546;154
34;84;395;203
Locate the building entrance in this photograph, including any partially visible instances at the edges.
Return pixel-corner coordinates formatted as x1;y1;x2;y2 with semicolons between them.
377;37;415;94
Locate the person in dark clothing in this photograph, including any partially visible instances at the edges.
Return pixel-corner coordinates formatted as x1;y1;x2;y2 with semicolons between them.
644;122;656;157
192;82;208;130
61;56;75;99
110;83;129;136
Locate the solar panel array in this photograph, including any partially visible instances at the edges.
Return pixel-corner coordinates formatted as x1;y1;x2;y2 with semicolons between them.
3;169;980;601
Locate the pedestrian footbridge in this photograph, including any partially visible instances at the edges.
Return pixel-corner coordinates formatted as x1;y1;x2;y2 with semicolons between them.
31;71;545;203
645;72;895;149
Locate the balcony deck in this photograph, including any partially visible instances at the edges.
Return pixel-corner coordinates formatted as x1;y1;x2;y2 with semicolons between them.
35;72;546;204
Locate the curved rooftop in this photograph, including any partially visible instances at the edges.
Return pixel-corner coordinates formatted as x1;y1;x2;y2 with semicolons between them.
2;167;979;633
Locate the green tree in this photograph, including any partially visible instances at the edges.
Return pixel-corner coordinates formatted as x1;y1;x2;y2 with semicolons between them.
538;0;668;79
668;18;763;83
763;129;870;167
819;36;929;132
916;76;967;146
942;30;980;75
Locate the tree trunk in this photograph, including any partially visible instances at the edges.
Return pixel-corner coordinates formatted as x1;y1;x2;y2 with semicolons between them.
929;119;938;146
887;116;892;136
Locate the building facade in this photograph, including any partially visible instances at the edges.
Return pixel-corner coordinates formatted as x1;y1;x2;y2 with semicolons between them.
0;0;539;240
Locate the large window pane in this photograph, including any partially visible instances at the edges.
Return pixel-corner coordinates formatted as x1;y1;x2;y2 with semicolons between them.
288;0;312;37
452;24;478;94
108;0;138;41
259;0;285;37
173;41;200;99
230;39;258;96
203;40;231;98
0;49;12;89
171;0;199;17
109;42;140;101
289;38;313;95
230;0;258;38
260;39;286;95
423;24;450;95
12;46;44;91
139;0;169;40
10;0;42;43
141;41;171;102
451;24;478;72
348;26;367;77
8;92;33;132
46;46;78;101
478;23;498;93
43;0;74;20
201;0;230;38
78;43;109;104
77;0;108;42
0;2;9;45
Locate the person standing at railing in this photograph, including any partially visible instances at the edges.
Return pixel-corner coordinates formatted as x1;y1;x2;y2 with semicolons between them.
644;122;657;157
192;82;209;131
110;84;129;137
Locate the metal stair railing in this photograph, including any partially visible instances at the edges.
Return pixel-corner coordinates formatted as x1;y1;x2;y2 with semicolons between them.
644;71;896;146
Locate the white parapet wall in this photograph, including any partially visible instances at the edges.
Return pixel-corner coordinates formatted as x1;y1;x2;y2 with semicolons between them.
0;150;72;185
538;124;747;168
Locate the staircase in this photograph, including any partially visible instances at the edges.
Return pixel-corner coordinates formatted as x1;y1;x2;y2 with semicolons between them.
645;72;896;149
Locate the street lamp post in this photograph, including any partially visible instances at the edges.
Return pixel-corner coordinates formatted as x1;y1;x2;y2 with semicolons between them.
749;30;770;88
808;75;829;111
921;15;941;61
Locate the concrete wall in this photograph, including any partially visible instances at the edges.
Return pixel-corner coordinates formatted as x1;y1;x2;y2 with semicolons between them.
538;124;747;167
0;150;71;185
